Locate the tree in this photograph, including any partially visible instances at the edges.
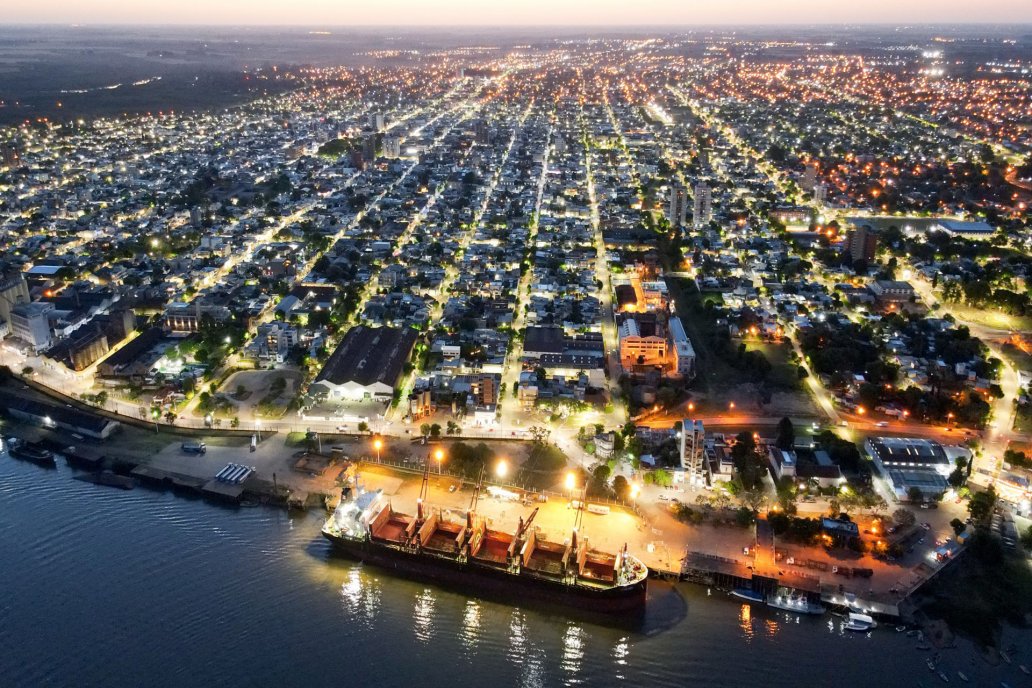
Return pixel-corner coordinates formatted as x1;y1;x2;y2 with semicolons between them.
448;442;495;478
735;507;756;527
775;416;794;451
357;421;369;433
612;475;631;501
947;465;967;488
1021;525;1032;550
950;518;967;536
731;432;766;489
906;486;924;504
429;423;442;438
892;508;915;527
420;423;431;437
967;486;997;525
741;485;767;512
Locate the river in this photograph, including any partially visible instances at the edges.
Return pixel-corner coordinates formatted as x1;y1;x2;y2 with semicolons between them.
1;454;1028;688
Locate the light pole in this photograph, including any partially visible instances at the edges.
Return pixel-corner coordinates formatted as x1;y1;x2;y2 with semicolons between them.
434;448;445;475
374;437;383;463
495;458;508;482
255;419;262;442
151;409;160;434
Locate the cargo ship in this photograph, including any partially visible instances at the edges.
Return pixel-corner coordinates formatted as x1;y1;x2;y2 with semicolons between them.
322;465;648;614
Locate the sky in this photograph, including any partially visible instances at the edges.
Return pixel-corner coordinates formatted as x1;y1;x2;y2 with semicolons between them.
4;0;1032;26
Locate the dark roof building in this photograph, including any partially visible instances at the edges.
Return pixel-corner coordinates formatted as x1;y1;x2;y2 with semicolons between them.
313;325;418;400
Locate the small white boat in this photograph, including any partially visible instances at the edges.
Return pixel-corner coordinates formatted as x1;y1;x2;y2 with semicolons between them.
938;671;949;683
956;672;968;683
1018;665;1028;675
1000;652;1012;665
845;612;877;632
767;592;825;615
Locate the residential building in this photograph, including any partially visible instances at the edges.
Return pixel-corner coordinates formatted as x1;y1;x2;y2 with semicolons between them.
845;225;878;262
680;419;705;486
693;182;711;227
668;186;688;226
801;163;818;192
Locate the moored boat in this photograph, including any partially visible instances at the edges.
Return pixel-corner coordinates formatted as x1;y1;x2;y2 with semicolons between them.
767;589;825;615
730;588;765;604
8;440;57;467
845;611;877;631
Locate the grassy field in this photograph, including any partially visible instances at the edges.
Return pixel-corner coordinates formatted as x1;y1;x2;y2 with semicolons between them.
667;278;812;411
948;304;1032;333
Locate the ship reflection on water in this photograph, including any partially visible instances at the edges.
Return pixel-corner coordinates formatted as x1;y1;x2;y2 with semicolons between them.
339;567;381;626
560;624;585;676
460;600;481;655
412;589;437;643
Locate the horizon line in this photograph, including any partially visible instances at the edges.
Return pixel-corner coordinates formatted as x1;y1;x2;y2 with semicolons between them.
2;21;1032;28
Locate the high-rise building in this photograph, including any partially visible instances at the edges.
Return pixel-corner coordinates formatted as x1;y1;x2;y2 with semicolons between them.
668;186;688;226
692;182;712;228
801;163;818;192
698;148;709;169
369;112;386;133
362;134;377;162
474;119;492;145
0;143;20;168
846;225;878;263
383;135;402;158
10;302;54;352
0;272;30;332
350;148;365;171
680;419;706;487
813;182;828;206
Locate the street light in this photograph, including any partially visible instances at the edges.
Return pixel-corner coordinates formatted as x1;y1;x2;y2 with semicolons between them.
728;401;736;411
630;483;640;501
255;419;262;442
495;458;508;480
434;448;445;474
151;408;160;433
565;471;577;492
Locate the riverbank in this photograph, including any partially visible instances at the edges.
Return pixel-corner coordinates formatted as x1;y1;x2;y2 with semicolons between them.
914;531;1032;649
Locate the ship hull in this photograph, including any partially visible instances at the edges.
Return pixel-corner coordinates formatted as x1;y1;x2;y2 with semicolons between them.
323;531;648;615
9;445;57;468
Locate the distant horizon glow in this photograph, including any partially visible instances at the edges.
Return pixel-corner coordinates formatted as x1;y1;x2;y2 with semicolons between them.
3;1;1032;26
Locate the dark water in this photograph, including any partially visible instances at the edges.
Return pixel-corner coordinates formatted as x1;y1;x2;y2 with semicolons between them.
2;455;1029;688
